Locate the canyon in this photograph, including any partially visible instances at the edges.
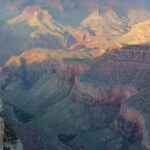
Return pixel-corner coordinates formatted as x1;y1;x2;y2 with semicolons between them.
0;0;150;150
0;44;150;149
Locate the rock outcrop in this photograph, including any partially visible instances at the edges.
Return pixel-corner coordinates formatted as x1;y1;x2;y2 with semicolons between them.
120;20;150;45
0;98;23;150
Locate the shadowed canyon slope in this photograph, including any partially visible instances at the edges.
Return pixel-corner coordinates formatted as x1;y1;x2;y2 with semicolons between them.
1;44;150;149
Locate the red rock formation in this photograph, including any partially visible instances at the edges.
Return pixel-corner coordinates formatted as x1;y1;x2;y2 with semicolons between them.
115;104;150;150
119;104;145;136
73;79;137;104
57;63;89;87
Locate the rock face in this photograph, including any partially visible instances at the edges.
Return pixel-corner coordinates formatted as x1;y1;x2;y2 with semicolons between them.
124;88;150;150
0;98;4;150
0;117;4;150
4;139;23;150
80;44;150;149
1;0;150;66
0;98;23;150
120;20;150;45
0;44;149;149
73;78;137;104
6;3;150;51
1;0;150;65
